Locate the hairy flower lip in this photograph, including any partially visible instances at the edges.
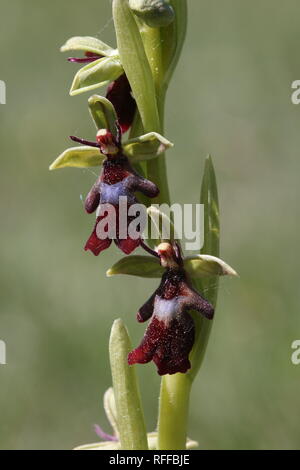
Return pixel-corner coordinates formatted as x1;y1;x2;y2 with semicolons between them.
129;243;214;375
75;123;159;256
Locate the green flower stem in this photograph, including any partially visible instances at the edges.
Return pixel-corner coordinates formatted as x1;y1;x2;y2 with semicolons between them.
158;373;192;450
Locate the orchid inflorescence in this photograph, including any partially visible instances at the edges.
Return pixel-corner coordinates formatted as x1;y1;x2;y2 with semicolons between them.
50;0;237;450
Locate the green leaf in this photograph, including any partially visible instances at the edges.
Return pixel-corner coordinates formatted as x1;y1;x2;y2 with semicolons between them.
200;155;220;261
184;254;237;278
113;0;160;133
189;155;220;382
107;255;163;278
123;132;173;161
70;57;123;96
61;36;117;57
129;0;175;28
88;95;118;136
49;146;104;170
109;319;148;450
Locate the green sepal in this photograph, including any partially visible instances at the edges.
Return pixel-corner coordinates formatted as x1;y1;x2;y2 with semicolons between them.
123;132;173;161
49;146;104;170
70;57;123;96
88;95;118;136
61;36;117;57
129;0;175;28
184;254;237;278
107;255;163;279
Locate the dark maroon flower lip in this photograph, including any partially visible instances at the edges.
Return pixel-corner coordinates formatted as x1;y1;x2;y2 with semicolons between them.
128;314;194;376
72;124;159;256
128;243;214;375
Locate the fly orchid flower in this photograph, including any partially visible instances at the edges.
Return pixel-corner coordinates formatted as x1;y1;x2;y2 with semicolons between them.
70;122;159;256
128;242;214;376
61;37;136;133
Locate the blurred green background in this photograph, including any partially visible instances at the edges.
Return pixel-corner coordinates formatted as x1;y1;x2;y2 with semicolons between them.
0;0;299;450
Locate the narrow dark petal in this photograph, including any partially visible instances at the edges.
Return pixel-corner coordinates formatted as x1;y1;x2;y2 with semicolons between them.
106;74;136;134
130;176;160;199
137;291;156;323
140;240;160;259
186;288;214;319
70;136;101;148
85;183;101;214
68;56;101;63
124;175;159;199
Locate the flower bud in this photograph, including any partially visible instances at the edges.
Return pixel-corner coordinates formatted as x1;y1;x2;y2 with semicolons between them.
129;0;175;28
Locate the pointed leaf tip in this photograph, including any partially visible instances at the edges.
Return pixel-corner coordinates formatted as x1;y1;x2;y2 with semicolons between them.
185;254;238;279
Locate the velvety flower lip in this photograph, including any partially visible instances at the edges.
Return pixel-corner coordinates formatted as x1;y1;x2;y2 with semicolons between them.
128;243;214;376
71;125;159;256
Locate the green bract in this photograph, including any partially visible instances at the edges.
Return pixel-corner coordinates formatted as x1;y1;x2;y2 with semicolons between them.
70;57;123;96
61;36;117;57
49;146;104;171
129;0;175;28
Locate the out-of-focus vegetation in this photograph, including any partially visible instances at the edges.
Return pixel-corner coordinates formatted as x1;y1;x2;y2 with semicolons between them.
0;0;299;449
